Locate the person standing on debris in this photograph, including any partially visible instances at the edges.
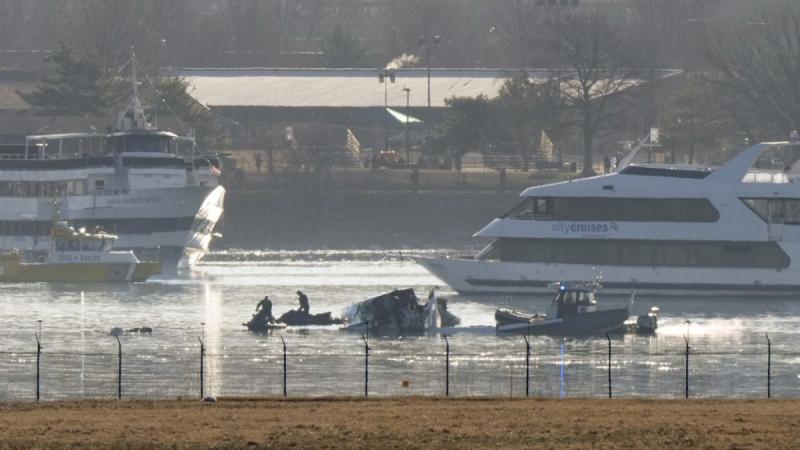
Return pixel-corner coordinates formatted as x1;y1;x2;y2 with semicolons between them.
297;290;310;314
256;296;274;322
255;153;263;172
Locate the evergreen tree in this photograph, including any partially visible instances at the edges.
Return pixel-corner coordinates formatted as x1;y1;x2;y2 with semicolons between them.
20;44;112;115
149;77;228;150
437;95;494;169
495;73;562;171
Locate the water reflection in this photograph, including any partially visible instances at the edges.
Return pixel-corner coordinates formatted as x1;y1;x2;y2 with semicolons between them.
0;256;798;399
203;282;223;394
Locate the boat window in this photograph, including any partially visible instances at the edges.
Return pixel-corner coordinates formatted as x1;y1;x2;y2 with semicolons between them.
123;135;172;153
0;180;88;197
476;242;501;260
502;198;554;219
493;238;790;269
80;240;104;251
503;199;534;219
619;166;712;179
55;240;67;252
543;197;719;222
94;179;105;192
66;240;80;251
742;198;800;224
579;292;596;305
103;240;113;251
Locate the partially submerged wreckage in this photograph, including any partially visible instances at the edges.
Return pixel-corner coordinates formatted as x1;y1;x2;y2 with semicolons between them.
342;288;460;335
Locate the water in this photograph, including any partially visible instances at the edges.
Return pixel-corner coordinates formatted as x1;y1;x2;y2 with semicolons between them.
1;251;799;401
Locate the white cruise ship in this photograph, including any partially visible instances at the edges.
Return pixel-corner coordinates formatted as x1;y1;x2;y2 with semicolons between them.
416;141;800;295
0;67;225;274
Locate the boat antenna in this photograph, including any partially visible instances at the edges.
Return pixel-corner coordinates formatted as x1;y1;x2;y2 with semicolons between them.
114;48;153;132
138;68;196;140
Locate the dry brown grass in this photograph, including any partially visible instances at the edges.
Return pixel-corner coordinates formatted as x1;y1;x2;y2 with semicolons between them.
0;398;798;449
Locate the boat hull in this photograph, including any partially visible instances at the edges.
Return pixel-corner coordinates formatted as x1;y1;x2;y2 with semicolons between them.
414;256;800;296
0;185;225;274
496;307;629;335
0;259;160;282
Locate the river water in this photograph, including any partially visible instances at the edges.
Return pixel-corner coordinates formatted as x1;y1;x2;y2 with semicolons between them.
1;250;799;401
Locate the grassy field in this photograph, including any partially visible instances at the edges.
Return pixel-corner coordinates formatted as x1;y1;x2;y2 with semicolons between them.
1;398;799;449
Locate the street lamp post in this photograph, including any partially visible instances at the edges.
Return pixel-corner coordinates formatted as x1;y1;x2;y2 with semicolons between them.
403;87;411;166
378;69;396;153
417;35;440;160
417;35;441;109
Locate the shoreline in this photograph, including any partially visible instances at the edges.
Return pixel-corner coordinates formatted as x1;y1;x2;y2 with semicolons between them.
1;398;798;448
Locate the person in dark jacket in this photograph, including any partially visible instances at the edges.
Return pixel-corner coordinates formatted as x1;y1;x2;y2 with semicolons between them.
256;296;274;322
297;290;310;314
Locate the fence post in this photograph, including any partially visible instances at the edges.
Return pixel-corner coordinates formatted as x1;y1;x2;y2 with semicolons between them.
35;333;41;402
524;334;530;398
280;336;287;398
766;333;771;399
115;336;122;400
684;336;690;399
198;336;204;399
606;333;612;399
444;336;450;397
362;334;369;397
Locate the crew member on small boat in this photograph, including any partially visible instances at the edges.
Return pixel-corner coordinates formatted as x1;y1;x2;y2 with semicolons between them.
297;290;309;314
256;296;274;322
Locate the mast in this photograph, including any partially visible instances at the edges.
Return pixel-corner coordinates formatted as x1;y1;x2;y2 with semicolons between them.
115;50;153;132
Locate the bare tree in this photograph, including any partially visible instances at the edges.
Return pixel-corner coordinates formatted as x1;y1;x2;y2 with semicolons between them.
222;0;329;54
375;0;466;66
554;9;651;176
481;0;540;68
0;0;27;50
662;77;724;164
707;0;800;138
69;0;144;72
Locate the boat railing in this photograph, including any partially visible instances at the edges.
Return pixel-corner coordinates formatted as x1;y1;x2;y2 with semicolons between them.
743;170;790;183
17;250;47;264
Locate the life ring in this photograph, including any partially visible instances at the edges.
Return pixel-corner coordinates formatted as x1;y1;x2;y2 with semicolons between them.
111;266;126;281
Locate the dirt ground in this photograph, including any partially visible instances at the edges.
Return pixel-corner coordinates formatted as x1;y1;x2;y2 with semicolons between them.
0;398;798;449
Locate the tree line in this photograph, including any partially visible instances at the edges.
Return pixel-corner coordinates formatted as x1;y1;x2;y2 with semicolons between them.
433;0;800;174
6;0;800;173
0;0;764;72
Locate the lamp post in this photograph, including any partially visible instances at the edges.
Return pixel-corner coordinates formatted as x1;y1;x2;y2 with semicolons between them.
417;35;440;160
403;87;411;166
378;69;396;153
417;35;441;108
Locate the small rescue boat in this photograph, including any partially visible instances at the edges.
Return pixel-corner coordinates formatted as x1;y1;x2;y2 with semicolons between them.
496;282;632;335
0;222;160;282
635;306;659;334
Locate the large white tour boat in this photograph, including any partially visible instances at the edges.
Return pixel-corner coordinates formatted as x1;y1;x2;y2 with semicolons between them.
416;141;800;295
0;60;225;274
